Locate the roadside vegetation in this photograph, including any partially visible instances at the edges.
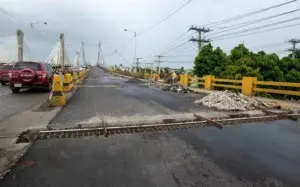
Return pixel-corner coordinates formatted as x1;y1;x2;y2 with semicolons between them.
193;43;300;82
193;43;300;99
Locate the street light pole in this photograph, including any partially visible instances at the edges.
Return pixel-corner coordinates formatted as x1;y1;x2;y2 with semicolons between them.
30;21;47;28
134;32;137;59
124;29;137;71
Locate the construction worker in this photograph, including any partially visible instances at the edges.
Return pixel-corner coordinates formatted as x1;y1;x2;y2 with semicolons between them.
172;71;177;84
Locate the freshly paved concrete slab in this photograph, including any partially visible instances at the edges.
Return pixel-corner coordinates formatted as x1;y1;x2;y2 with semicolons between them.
1;120;300;187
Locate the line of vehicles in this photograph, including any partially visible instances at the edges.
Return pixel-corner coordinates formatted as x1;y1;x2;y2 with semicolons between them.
0;62;89;93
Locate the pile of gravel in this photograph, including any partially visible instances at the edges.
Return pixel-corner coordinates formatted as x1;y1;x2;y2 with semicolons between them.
194;90;266;111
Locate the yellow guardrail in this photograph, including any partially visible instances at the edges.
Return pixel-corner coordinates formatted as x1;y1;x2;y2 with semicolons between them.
178;74;300;97
109;70;300;97
213;78;242;90
189;77;205;86
254;80;300;96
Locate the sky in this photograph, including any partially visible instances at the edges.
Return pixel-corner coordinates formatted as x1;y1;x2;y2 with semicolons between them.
0;0;299;69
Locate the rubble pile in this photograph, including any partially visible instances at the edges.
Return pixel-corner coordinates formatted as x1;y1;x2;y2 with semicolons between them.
143;80;164;88
161;84;190;93
144;80;191;93
194;90;267;111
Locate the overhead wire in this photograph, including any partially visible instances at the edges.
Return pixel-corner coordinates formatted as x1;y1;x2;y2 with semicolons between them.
143;30;193;59
212;22;300;42
143;42;193;63
208;8;300;36
202;0;297;28
0;8;55;45
114;50;132;67
161;43;195;56
167;46;197;56
163;61;193;63
143;31;195;61
210;16;300;40
138;0;193;35
143;0;298;62
144;43;195;64
250;41;288;50
118;0;192;49
159;41;191;55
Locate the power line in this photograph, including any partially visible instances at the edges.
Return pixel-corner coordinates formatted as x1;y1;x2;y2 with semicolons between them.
138;0;192;35
164;61;193;63
162;43;195;55
164;55;196;58
150;32;195;56
202;0;297;28
208;8;300;36
143;30;194;60
212;22;300;42
250;41;288;50
211;16;300;40
144;44;195;64
158;41;191;56
0;8;55;45
114;50;132;67
160;42;194;55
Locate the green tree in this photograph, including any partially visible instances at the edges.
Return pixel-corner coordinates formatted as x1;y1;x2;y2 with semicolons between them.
179;66;185;74
229;44;250;62
193;44;228;77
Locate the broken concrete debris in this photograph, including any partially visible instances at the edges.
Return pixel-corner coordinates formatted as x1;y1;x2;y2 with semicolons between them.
194;90;267;111
161;84;190;93
144;80;191;93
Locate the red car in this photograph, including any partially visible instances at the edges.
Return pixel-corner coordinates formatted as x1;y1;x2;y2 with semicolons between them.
9;61;53;93
0;64;13;85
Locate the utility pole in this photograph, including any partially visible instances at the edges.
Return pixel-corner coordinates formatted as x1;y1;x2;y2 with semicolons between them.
287;39;300;59
145;63;154;75
155;55;164;74
60;33;65;70
17;30;24;62
189;26;210;53
100;44;105;67
97;41;101;66
82;41;86;65
134;57;142;73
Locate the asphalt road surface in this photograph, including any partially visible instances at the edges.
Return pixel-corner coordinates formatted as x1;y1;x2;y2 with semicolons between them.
1;67;300;187
0;85;48;122
49;67;209;127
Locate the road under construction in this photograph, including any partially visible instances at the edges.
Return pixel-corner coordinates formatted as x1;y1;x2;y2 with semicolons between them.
1;0;300;186
0;67;300;187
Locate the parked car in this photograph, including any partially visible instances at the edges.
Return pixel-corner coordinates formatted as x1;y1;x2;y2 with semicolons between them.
9;61;53;93
0;64;13;85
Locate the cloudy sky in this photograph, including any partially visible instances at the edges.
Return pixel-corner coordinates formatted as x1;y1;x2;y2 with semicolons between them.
0;0;299;69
